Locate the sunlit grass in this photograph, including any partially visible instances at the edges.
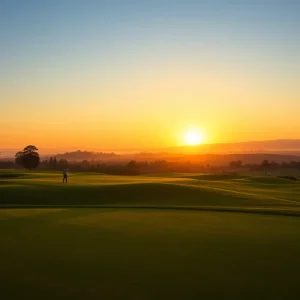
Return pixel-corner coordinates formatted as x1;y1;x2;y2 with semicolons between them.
1;170;300;213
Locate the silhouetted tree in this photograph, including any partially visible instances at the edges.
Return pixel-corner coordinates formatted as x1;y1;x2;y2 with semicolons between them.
52;157;57;169
15;145;40;170
269;161;279;170
261;160;270;176
126;160;138;175
57;159;68;170
229;160;243;168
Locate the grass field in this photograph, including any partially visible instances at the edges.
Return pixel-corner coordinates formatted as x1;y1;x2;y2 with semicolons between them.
1;170;300;299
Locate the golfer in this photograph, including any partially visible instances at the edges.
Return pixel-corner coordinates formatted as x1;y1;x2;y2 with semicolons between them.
62;169;68;183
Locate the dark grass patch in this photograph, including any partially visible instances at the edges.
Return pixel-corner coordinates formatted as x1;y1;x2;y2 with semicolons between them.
0;173;26;179
277;176;298;181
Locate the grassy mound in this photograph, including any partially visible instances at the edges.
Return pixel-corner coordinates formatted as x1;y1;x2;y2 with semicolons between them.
0;181;257;207
1;170;300;214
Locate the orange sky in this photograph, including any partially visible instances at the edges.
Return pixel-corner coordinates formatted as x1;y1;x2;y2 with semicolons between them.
2;64;299;151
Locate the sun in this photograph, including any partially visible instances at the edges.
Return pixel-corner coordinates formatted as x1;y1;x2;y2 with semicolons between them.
184;129;204;146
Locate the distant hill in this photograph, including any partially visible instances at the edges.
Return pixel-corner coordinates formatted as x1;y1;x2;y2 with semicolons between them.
128;153;300;165
167;139;300;155
55;150;119;162
48;151;300;166
2;139;300;163
48;139;300;165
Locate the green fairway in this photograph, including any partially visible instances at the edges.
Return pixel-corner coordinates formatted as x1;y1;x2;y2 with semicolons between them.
1;171;300;299
1;170;300;214
0;209;299;300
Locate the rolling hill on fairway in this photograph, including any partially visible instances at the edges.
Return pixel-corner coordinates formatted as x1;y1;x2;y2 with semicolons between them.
1;171;300;215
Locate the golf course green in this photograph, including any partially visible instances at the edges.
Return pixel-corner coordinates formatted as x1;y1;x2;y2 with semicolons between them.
1;170;300;299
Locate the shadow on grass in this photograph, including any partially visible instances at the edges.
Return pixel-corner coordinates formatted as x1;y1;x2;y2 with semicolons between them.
0;173;26;179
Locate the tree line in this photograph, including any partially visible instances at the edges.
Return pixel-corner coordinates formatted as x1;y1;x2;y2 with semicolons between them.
1;145;300;176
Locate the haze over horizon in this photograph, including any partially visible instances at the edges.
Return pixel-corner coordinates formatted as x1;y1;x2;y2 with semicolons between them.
3;138;300;159
1;0;299;150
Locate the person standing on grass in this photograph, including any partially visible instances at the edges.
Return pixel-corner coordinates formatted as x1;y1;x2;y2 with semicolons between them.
62;169;68;183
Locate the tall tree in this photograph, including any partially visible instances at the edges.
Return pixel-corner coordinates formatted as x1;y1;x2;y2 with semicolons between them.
53;157;57;169
261;160;270;176
15;145;40;170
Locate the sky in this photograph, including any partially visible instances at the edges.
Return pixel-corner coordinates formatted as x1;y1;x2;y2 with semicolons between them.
1;0;300;152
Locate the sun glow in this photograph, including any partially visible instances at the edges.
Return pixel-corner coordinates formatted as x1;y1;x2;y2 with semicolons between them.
184;129;204;146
